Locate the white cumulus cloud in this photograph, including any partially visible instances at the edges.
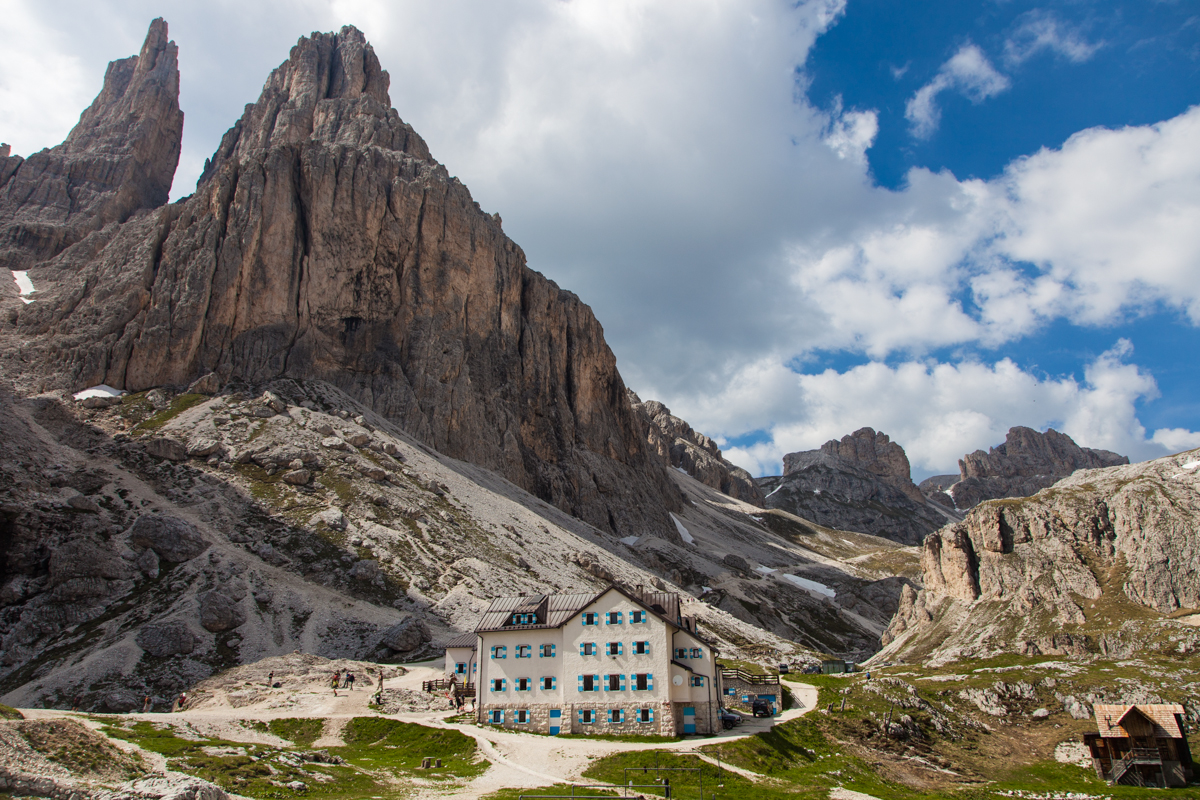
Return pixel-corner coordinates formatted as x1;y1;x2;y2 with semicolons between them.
1004;11;1102;66
906;44;1010;139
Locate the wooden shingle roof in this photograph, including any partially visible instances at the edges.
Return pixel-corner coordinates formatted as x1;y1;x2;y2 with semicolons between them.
1094;704;1185;739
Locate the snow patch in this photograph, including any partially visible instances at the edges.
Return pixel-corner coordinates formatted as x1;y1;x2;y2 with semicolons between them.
1182;460;1200;471
619;536;640;547
813;488;822;495
781;573;835;599
764;483;783;499
669;513;694;544
674;466;689;474
12;270;35;303
73;385;126;401
754;566;777;575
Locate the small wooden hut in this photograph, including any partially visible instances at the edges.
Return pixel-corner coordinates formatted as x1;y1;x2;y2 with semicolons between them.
1083;703;1194;787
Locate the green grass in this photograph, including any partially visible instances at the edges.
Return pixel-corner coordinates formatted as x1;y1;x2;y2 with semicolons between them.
101;716;487;799
0;704;22;720
131;393;209;434
266;717;325;747
479;786;620;799
554;732;678;743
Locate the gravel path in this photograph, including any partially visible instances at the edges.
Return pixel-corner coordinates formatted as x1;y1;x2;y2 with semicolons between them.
14;663;820;799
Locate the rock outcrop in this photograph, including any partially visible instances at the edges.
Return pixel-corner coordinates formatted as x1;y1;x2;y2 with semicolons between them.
879;449;1200;665
629;392;763;505
0;24;677;538
758;428;957;545
946;427;1128;510
0;19;182;272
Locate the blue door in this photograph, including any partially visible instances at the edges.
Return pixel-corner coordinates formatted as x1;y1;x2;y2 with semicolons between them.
549;708;562;735
683;706;696;734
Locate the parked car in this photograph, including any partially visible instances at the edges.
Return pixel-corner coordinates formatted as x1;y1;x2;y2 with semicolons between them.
778;662;791;674
752;699;773;718
719;709;743;730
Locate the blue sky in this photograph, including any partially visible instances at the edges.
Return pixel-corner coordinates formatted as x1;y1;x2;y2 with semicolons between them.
3;0;1198;479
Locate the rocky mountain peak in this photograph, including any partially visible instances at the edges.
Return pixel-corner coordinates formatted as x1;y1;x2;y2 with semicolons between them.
786;427;923;504
199;25;429;185
0;21;678;540
948;427;1129;509
628;392;764;505
0;18;181;270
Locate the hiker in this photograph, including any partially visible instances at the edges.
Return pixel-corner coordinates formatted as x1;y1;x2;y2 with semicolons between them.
331;673;340;696
346;672;355;691
142;695;152;713
267;671;274;686
175;692;187;711
71;695;82;712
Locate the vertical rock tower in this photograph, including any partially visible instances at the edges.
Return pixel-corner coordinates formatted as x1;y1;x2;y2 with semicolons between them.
1;24;679;537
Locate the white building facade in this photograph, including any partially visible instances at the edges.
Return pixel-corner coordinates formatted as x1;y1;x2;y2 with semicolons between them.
471;586;720;736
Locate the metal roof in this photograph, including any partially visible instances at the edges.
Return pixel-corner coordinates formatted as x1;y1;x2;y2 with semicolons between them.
475;592;597;633
1094;704;1185;739
443;633;477;649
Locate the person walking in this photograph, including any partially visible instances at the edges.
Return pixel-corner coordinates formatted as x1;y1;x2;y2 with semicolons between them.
346;672;355;691
71;695;82;712
331;673;340;696
267;671;274;686
142;695;152;713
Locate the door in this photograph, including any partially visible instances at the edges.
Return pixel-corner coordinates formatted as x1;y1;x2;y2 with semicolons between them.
758;694;776;715
683;706;696;734
549;708;562;735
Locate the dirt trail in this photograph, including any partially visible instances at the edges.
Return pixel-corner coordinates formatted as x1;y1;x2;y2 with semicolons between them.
16;664;820;799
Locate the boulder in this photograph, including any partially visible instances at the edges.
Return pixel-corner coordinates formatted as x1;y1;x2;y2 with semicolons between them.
346;432;371;447
322;437;349;451
282;469;311;485
355;463;388;481
101;689;141;713
722;553;750;573
137;547;160;578
311;508;347;530
349;560;380;581
261;391;287;413
187;373;221;395
381;616;430;652
146;438;188;461
67;495;101;513
136;620;197;657
187;438;223;458
129;514;208;562
198;590;246;632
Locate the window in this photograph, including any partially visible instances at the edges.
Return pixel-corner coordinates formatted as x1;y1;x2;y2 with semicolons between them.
632;673;653;691
582;612;598;626
455;662;467;674
516;709;529;724
609;708;624;723
540;643;556;658
491;678;506;692
606;642;623;657
511;613;536;625
725;687;736;696
606;673;625;691
490;709;504;724
579;709;594;724
690;647;703;659
637;708;654;723
541;676;556;690
580;642;596;656
673;648;688;659
516;645;532;658
491;645;507;659
633;641;650;655
691;676;705;687
516;677;531;691
579;674;598;692
630;610;645;623
606;610;623;624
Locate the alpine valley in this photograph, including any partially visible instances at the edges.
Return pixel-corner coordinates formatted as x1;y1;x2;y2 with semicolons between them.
0;20;1197;800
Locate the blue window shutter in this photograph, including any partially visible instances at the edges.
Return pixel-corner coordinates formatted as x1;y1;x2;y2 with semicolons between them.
593;674;599;691
579;643;586;657
649;708;654;722
618;642;624;656
490;645;495;658
648;674;654;691
620;674;627;691
551;644;556;657
577;675;583;692
552;677;557;689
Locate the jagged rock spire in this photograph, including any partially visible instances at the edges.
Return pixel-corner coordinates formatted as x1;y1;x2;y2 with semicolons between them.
0;18;182;270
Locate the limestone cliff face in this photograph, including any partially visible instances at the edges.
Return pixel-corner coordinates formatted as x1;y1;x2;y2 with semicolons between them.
880;450;1200;664
948;427;1128;510
0;19;182;271
628;393;763;505
760;428;955;545
0;25;678;536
